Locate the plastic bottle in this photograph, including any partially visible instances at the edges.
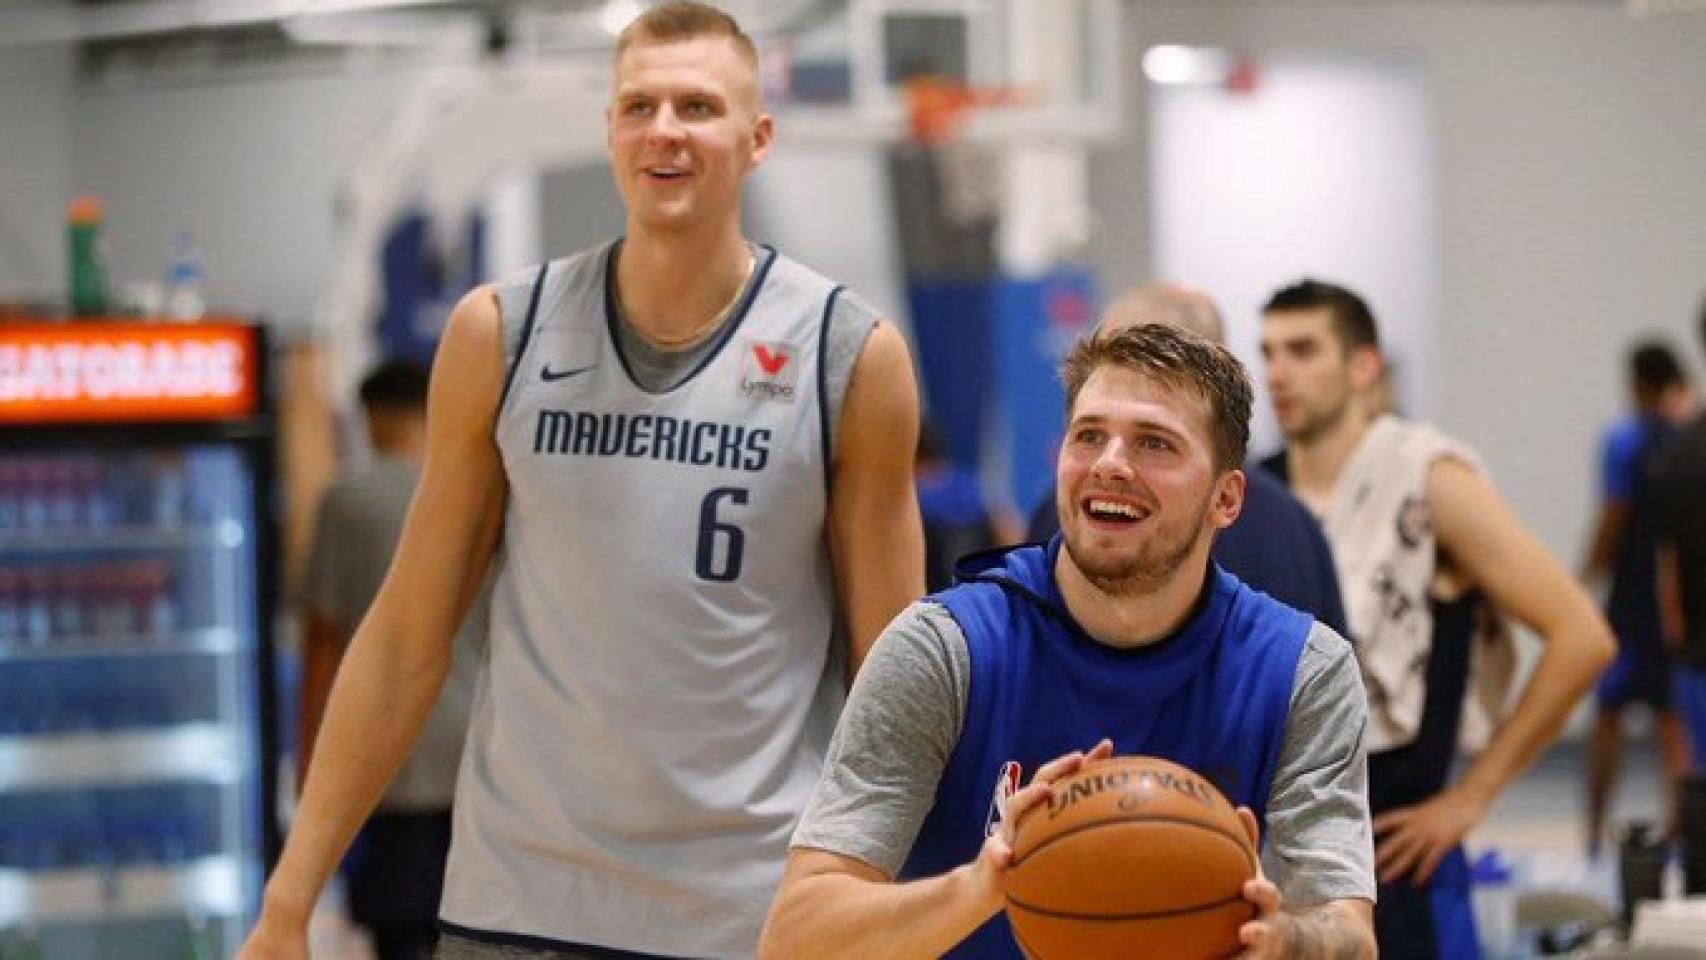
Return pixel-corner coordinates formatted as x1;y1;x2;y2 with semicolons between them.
1618;820;1667;932
0;461;19;531
46;457;80;530
150;457;185;529
0;570;20;643
68;196;110;318
17;459;49;532
181;913;219;960
1470;848;1518;958
142;560;177;634
163;233;206;322
20;568;53;646
51;566;87;640
2;924;47;960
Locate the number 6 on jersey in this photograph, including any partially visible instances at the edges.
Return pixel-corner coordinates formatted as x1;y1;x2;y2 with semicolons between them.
696;487;748;582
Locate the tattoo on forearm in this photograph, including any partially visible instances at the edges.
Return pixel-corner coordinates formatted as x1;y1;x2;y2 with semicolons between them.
1282;907;1368;960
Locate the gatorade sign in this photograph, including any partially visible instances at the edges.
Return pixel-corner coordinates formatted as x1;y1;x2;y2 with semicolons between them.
0;321;260;423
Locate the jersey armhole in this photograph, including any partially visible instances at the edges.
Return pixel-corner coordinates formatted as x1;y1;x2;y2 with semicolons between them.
817;285;846;496
497;261;550;415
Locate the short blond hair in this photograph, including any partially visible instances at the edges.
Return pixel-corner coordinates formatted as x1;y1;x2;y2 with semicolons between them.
615;2;759;72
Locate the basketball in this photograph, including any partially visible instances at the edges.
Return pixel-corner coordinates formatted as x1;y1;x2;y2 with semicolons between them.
1002;755;1258;960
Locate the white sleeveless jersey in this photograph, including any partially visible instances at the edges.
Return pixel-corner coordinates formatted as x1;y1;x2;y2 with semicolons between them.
440;242;847;957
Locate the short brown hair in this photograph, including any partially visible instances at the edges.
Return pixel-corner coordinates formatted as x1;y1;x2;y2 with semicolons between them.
1062;323;1253;472
615;2;759;72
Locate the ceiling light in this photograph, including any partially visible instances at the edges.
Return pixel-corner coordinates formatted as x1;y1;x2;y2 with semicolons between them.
1142;44;1231;86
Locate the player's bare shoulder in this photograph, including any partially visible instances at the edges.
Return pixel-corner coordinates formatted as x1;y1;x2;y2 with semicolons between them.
428;284;508;434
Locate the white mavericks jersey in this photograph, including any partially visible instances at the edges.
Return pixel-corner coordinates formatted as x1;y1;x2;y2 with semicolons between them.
439;242;849;958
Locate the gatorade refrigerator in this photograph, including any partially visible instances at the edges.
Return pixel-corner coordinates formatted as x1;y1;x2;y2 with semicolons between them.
0;320;278;958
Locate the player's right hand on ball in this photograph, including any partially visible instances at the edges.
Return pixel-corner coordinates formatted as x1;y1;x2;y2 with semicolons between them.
973;739;1116;892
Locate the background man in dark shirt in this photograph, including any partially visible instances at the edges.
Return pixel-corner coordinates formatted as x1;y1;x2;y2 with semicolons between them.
1660;300;1706;778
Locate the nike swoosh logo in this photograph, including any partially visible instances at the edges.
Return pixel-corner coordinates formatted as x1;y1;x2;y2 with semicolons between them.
541;364;596;382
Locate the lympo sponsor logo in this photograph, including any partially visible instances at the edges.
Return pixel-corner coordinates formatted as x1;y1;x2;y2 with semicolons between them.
739;340;797;403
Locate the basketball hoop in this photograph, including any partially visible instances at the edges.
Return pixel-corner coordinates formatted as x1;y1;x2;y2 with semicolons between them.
903;76;1018;147
904;77;1019;225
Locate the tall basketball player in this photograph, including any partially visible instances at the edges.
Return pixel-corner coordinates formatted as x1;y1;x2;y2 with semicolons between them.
238;4;925;959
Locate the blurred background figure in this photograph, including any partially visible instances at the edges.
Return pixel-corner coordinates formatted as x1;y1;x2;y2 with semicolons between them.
1582;341;1696;857
1027;282;1347;635
1661;299;1706;769
916;420;1022;592
1658;296;1706;900
1259;277;1614;960
300;360;488;960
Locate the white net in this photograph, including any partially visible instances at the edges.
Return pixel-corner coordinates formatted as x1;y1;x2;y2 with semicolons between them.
932;136;1007;226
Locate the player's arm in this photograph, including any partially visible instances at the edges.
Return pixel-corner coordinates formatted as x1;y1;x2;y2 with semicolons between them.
762;748;1110;960
829;319;925;675
1239;880;1375;960
762;848;1004;960
240;286;509;959
1248;626;1375;958
1374;458;1615;883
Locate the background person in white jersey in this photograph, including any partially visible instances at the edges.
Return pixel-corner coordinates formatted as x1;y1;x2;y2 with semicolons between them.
1257;279;1612;960
238;4;926;959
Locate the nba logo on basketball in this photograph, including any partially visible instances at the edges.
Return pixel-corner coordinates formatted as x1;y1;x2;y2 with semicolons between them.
739;340;798;402
984;760;1023;837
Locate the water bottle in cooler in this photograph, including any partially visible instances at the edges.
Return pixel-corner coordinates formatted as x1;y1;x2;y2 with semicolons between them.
141;560;178;634
150;457;187;529
45;458;81;531
20;568;52;646
0;461;19;531
0;569;21;643
17;459;49;532
76;457;116;530
51;566;88;640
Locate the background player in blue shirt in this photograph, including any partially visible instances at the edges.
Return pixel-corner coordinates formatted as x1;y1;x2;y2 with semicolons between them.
1582;341;1695;856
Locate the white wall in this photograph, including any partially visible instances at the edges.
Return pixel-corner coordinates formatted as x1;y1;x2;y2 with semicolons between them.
1120;0;1706;566
0;47;74;302
68;66;426;329
747;147;906;321
1151;57;1434;458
